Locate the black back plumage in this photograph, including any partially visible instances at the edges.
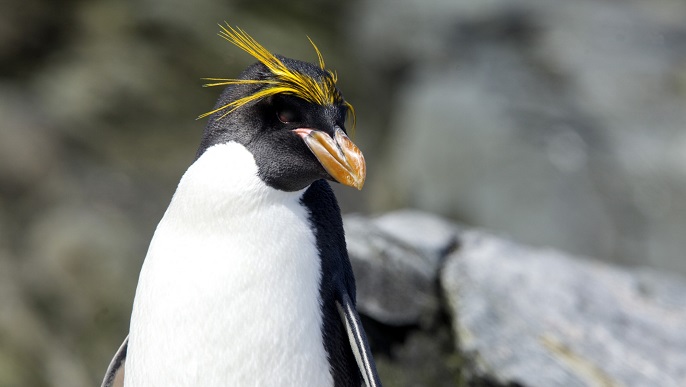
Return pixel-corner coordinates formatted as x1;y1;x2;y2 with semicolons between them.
302;180;361;386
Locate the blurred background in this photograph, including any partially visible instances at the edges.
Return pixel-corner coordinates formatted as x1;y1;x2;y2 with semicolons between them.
1;0;685;385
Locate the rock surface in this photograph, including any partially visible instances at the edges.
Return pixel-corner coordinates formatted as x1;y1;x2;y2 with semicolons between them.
344;211;462;386
442;230;686;387
345;211;686;387
345;210;457;325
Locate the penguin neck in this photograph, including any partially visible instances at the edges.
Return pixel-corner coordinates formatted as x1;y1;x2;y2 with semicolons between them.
164;142;307;231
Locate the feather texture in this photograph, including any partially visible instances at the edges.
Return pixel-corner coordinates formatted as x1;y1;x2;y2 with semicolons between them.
199;23;355;125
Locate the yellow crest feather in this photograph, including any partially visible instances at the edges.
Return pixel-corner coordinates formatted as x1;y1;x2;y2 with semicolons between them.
199;23;355;127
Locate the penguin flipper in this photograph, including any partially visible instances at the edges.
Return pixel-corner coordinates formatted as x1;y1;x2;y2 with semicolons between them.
101;335;128;387
336;292;382;387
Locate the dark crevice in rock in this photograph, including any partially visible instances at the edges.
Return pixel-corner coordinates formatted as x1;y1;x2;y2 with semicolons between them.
359;315;417;357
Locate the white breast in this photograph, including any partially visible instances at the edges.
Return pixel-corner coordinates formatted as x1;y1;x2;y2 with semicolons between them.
124;142;333;387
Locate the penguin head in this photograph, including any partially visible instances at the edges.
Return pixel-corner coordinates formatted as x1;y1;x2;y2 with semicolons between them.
196;25;365;193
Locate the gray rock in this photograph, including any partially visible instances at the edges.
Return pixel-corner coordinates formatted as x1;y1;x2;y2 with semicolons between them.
345;210;462;386
344;210;457;325
373;209;459;268
442;230;686;387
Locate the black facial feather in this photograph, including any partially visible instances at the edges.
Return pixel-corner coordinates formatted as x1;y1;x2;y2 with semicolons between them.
197;59;350;192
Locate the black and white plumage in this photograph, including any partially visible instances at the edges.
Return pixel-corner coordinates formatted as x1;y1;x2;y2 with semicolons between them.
101;26;381;387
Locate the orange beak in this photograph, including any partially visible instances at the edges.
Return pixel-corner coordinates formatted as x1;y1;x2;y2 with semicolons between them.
293;127;366;190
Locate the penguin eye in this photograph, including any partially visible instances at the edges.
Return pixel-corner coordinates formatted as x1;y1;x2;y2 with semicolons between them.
277;107;300;124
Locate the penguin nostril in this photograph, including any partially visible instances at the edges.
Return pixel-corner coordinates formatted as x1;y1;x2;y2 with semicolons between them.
292;128;314;138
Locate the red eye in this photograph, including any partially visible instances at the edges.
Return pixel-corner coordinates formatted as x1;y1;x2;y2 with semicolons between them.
277;108;299;124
